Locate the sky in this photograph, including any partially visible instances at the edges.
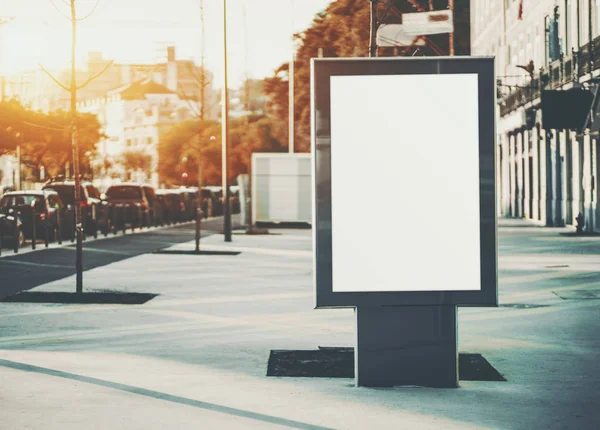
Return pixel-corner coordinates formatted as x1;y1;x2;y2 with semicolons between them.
0;0;332;88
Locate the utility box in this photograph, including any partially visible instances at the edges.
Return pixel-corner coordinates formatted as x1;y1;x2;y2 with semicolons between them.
252;153;312;225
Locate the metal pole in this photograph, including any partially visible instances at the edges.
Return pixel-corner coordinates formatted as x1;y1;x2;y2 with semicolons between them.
196;151;203;249
369;0;378;57
589;0;594;76
578;0;581;48
70;0;83;294
92;204;98;238
31;206;36;250
449;0;455;56
57;206;62;244
44;210;49;248
200;0;206;120
16;144;21;191
70;207;75;242
104;205;108;236
195;207;201;252
289;0;295;154
13;215;18;253
565;0;569;54
222;0;232;242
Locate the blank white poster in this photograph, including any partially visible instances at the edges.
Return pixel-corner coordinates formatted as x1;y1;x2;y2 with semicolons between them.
330;73;481;292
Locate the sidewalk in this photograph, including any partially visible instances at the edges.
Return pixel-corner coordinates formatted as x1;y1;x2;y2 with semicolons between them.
0;227;599;429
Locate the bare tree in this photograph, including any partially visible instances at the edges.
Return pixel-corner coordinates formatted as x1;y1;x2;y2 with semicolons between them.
40;0;112;293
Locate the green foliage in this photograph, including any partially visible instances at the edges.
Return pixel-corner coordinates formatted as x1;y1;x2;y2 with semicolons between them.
120;149;153;179
158;116;286;187
158;119;220;187
262;0;471;153
0;99;33;156
262;0;370;153
0;99;102;180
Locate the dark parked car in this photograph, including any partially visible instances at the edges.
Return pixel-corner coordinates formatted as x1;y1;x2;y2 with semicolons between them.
105;183;150;228
230;186;241;214
205;186;224;216
141;185;160;226
176;188;197;221
199;187;217;218
155;190;186;224
0;190;63;246
42;179;109;235
0;185;16;197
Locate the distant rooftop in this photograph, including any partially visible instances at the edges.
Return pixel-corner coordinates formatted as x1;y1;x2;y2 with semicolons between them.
107;79;175;100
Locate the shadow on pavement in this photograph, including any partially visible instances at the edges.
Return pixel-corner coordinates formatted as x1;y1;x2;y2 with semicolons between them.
151;250;241;256
267;348;507;382
0;291;158;305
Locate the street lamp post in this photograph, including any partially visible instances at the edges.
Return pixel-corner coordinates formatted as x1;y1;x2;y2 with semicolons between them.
222;0;232;242
68;0;84;293
289;0;295;154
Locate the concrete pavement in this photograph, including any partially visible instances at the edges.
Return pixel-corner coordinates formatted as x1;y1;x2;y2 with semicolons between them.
0;216;235;300
0;219;599;429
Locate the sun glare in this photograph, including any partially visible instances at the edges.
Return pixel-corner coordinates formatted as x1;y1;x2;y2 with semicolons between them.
1;0;331;86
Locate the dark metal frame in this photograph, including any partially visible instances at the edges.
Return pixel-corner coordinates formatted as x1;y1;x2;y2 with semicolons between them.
311;56;497;308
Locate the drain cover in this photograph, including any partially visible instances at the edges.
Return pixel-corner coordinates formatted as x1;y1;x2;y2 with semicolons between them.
267;348;506;381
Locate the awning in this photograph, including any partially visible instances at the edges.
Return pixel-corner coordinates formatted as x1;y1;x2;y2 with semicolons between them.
541;89;594;132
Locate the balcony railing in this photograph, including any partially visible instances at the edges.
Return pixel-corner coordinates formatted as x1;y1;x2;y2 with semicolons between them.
499;35;600;117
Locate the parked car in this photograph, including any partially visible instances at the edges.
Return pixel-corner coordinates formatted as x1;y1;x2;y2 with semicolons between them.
105;183;150;228
0;207;24;249
230;186;241;214
206;186;224;216
0;190;63;245
155;190;186;224
42;178;110;235
141;185;159;226
0;185;16;197
185;187;202;219
200;187;217;218
176;188;197;221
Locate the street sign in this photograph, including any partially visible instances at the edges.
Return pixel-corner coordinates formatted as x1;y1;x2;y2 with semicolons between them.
376;24;426;47
311;57;497;308
402;10;453;36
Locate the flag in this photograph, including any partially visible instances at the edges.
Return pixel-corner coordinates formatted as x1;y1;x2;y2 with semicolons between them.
518;0;523;20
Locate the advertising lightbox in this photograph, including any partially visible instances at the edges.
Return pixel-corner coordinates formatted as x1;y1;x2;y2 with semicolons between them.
311;57;497;308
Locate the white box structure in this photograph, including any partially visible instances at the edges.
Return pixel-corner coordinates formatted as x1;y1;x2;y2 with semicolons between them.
252;153;312;224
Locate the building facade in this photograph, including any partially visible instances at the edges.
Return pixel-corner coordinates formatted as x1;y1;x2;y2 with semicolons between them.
473;0;600;232
77;79;199;189
1;46;218;119
0;46;214;191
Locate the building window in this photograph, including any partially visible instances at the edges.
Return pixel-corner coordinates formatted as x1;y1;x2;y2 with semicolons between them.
147;137;153;145
126;139;132;147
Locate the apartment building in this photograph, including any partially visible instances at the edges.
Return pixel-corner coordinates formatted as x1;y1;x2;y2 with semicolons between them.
473;0;600;232
77;79;199;189
2;46;217;119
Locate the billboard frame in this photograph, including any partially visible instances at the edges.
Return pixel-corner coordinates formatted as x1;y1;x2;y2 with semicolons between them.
311;56;497;309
